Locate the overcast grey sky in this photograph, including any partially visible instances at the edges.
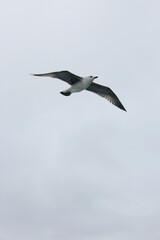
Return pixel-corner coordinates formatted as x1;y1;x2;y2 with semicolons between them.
0;0;160;239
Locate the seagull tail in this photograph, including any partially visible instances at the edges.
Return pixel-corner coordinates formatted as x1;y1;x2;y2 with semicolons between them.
60;91;71;96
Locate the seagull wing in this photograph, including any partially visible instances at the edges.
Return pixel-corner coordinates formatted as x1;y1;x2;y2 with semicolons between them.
32;70;82;85
86;83;126;111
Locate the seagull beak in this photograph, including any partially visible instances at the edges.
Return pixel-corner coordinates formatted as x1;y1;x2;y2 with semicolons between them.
94;76;98;79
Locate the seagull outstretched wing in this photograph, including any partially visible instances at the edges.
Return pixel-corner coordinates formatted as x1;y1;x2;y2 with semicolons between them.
87;83;126;111
32;71;82;85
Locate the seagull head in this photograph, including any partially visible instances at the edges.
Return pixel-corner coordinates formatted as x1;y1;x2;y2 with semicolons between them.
89;76;98;81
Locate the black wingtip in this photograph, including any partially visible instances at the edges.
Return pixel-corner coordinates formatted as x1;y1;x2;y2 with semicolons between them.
31;73;42;77
117;100;127;112
119;105;127;112
122;106;127;112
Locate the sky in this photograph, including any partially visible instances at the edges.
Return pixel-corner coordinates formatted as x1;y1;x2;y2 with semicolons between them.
0;0;160;239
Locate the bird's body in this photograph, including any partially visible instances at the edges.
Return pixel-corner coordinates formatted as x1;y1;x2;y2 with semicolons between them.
62;76;96;95
32;70;126;111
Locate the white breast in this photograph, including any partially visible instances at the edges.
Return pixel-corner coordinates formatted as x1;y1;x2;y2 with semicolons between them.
70;77;93;93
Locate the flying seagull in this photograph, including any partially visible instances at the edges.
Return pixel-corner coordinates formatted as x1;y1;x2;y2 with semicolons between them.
32;70;126;111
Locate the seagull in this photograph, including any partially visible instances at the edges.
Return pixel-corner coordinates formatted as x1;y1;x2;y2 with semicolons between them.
32;70;126;111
